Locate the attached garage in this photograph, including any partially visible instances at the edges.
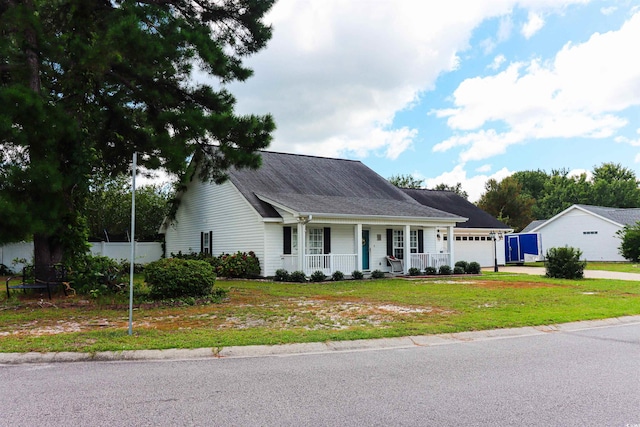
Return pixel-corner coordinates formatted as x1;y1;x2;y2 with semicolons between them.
403;189;512;267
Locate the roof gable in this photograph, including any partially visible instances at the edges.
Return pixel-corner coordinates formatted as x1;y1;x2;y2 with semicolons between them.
530;204;640;232
402;188;510;229
227;151;463;220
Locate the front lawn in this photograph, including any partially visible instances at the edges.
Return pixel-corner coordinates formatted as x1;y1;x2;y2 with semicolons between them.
1;272;639;353
524;261;640;273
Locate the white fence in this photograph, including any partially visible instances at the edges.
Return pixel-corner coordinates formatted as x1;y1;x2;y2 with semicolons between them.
0;241;163;273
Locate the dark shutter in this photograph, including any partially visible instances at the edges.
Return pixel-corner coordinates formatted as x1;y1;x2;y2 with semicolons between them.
386;229;393;256
209;231;213;255
324;227;331;254
418;229;424;253
283;226;292;255
200;232;204;253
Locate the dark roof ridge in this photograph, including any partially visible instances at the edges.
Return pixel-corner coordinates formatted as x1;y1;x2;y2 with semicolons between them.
259;150;362;164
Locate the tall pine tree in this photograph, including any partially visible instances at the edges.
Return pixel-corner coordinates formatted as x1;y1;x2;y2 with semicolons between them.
0;0;275;270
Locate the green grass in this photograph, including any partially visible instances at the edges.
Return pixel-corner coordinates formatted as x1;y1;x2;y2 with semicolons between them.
523;261;640;273
1;273;639;353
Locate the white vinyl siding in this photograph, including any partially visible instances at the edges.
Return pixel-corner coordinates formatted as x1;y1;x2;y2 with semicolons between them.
163;179;267;272
536;208;623;261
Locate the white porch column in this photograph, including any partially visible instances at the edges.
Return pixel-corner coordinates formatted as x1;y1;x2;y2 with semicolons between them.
297;221;305;274
404;224;411;274
355;223;363;273
447;225;455;268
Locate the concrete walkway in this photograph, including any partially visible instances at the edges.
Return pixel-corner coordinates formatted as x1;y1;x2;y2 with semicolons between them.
492;266;640;281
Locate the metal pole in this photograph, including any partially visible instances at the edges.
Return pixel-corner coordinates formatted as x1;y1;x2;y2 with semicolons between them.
493;235;499;272
128;152;137;335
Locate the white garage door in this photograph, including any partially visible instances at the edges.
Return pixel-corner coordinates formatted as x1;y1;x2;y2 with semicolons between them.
454;236;505;267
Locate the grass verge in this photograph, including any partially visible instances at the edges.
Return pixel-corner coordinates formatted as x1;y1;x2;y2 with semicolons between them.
1;272;639;353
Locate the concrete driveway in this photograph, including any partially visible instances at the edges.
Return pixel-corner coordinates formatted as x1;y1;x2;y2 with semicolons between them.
491;266;640;281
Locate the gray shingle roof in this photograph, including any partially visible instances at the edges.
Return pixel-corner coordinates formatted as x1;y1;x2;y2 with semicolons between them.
521;220;546;233
402;188;510;229
227;151;464;220
575;204;640;227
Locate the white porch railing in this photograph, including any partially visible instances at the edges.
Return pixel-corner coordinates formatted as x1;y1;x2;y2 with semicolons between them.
410;253;451;270
281;254;357;275
282;252;449;276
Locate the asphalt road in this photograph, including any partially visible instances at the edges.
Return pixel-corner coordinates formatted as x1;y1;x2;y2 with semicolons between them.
2;321;639;427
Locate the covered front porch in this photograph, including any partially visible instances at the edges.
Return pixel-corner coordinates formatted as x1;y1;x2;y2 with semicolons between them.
279;220;456;276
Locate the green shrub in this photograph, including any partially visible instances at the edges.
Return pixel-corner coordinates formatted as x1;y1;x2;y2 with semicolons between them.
216;251;261;278
545;246;586;279
69;254;126;294
438;265;452;275
120;261;145;274
310;270;326;282
351;270;364;280
408;267;421;276
455;261;469;272
289;271;307;283
371;269;386;279
617;222;640;262
145;258;216;299
274;269;290;282
424;266;437;275
332;271;345;281
453;266;465;275
170;251;221;269
466;262;481;274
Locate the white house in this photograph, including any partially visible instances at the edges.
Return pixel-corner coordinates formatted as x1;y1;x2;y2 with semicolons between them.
161;151;468;277
525;204;640;261
402;189;512;267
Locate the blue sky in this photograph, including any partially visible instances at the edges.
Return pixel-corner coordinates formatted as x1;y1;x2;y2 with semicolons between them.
224;0;640;201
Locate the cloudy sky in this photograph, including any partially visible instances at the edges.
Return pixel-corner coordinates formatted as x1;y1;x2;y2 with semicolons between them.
227;0;640;201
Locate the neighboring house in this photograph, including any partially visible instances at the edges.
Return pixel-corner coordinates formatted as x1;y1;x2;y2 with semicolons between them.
402;189;512;267
520;220;546;233
161;151;467;277
525;204;640;261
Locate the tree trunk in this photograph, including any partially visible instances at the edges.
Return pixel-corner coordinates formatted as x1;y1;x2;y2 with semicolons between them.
33;233;63;277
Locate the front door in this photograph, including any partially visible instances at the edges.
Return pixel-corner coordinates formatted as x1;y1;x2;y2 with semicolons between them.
507;235;519;263
362;230;370;270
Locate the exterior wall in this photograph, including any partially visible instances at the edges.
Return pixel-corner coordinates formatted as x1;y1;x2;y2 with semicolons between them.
163;179;268;273
264;222;285;277
536;209;624;261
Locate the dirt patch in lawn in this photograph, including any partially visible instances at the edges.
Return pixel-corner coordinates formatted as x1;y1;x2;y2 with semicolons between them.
0;296;453;336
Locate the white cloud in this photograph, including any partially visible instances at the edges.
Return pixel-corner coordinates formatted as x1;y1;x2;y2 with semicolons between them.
488;54;507;70
615;128;640;147
434;11;640;162
601;6;617;15
227;0;589;160
498;15;514;42
425;164;512;202
476;164;493;173
521;11;545;38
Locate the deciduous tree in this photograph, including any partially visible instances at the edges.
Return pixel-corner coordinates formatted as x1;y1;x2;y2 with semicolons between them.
388;174;423;189
476;176;534;232
431;182;468;200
